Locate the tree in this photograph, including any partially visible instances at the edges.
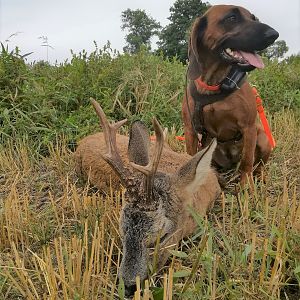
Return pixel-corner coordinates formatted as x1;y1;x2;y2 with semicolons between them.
261;40;289;60
121;9;161;53
157;0;210;62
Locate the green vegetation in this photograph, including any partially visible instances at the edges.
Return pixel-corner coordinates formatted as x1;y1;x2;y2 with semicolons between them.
260;40;289;61
1;44;299;152
121;0;210;61
0;44;299;299
121;9;161;53
157;0;210;62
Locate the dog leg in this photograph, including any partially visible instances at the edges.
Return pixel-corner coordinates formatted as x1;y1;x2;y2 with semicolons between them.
254;127;272;181
240;126;257;187
182;94;198;155
184;127;198;155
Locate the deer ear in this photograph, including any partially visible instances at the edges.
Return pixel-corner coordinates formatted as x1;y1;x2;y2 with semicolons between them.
173;139;217;188
128;121;150;166
188;16;207;80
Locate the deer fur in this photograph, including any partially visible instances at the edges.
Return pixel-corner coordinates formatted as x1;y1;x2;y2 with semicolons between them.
75;132;194;190
75;99;221;296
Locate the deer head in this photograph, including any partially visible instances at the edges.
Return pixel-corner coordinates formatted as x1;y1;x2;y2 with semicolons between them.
90;99;219;296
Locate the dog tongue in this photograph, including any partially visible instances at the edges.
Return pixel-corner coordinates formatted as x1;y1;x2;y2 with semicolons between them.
238;51;265;69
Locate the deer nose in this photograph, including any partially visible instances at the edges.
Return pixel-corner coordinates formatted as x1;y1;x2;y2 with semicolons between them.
125;284;137;297
264;28;279;42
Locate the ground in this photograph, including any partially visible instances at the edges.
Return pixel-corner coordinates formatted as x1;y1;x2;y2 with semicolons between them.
0;110;299;299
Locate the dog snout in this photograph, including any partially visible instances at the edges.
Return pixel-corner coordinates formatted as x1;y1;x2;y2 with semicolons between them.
264;28;279;43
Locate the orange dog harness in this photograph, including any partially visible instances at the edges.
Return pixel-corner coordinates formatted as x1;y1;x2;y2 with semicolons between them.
252;87;276;149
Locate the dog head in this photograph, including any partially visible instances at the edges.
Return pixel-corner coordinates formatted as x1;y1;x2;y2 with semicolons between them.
189;5;279;78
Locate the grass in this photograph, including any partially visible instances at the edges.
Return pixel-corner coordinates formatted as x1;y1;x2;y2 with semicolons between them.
0;108;299;299
0;43;299;299
1;44;300;153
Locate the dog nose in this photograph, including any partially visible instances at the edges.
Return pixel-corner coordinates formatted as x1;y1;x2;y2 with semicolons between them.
125;284;137;297
264;28;279;42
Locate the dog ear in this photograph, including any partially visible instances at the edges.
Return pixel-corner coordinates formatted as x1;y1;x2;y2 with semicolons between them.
188;16;207;80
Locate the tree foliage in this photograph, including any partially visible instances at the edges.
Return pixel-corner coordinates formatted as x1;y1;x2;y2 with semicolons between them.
261;40;289;60
121;9;161;53
157;0;210;62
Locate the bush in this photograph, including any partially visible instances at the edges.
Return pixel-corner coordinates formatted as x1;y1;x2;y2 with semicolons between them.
249;56;300;112
0;44;299;153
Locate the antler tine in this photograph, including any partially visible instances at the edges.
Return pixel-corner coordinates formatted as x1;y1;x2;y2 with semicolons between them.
91;98;127;160
130;118;164;201
90;98;132;186
163;127;168;141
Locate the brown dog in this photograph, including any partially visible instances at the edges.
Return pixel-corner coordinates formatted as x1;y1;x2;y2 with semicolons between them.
182;5;279;185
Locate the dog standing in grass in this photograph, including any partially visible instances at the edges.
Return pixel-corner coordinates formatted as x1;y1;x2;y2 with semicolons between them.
182;5;279;185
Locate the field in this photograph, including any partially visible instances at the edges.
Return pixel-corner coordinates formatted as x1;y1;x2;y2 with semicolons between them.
0;45;300;299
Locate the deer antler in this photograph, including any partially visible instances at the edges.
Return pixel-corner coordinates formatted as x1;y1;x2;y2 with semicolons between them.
130;118;164;202
90;98;136;188
91;98;164;206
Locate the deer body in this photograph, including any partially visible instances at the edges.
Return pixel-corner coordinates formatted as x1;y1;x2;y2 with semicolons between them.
75;100;221;296
75;132;192;190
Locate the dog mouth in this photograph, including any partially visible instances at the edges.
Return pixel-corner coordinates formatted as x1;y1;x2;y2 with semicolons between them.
221;48;265;69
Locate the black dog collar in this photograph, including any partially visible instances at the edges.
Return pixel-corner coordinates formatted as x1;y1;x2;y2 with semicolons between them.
220;66;247;91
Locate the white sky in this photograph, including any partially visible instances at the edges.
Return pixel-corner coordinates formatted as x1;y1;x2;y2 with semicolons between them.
0;0;299;63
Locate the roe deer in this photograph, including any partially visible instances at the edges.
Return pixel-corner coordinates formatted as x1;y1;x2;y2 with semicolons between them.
75;99;221;296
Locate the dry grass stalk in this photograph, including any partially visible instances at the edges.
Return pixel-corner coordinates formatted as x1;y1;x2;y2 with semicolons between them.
0;110;299;299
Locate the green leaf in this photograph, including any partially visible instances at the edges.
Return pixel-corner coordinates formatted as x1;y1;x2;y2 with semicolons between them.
118;277;125;300
294;265;300;275
187;206;205;230
241;244;253;263
173;269;191;278
168;250;188;258
151;287;164;300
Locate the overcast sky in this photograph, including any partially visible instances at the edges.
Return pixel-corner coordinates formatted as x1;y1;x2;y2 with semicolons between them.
0;0;299;63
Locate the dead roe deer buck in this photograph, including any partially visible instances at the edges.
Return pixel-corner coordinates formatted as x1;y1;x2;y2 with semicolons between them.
75;99;221;296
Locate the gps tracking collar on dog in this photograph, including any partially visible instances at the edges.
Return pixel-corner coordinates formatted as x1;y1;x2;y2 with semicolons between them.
220;66;247;91
193;65;248;93
186;64;252;148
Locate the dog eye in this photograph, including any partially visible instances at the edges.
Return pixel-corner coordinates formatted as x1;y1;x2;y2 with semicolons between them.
225;15;237;22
